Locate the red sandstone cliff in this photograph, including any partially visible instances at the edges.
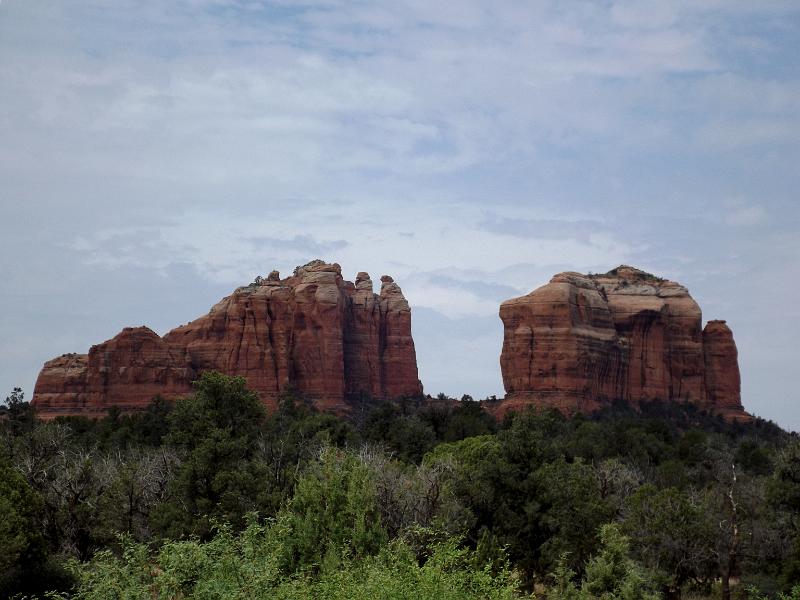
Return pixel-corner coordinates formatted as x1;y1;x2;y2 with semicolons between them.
32;261;422;418
702;319;743;419
498;266;748;420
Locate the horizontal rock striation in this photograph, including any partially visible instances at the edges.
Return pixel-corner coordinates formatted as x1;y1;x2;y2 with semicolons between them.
498;265;748;420
32;261;422;418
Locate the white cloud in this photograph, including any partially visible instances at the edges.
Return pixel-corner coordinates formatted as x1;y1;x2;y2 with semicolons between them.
611;1;679;29
1;0;800;429
725;205;766;227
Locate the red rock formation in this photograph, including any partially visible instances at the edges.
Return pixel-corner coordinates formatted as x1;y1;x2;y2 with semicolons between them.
498;266;748;420
32;261;423;419
32;327;195;418
378;275;421;400
31;354;92;418
703;320;745;420
344;272;382;399
499;272;623;415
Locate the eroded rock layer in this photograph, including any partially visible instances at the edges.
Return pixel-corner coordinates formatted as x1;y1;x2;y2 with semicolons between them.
32;261;422;418
498;266;748;420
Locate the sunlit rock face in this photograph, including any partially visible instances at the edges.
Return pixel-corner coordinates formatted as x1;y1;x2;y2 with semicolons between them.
498;266;748;421
32;260;423;419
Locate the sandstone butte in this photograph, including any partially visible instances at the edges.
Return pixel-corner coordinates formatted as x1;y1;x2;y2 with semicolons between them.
498;265;749;421
32;260;423;419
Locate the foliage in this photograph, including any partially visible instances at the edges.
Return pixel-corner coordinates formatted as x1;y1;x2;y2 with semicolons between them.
544;524;661;600
60;527;526;600
274;445;387;574
57;448;526;600
536;458;614;573
767;441;800;589
0;459;48;595
359;400;438;463
153;372;267;537
747;585;800;600
1;387;36;438
622;485;714;592
2;378;799;598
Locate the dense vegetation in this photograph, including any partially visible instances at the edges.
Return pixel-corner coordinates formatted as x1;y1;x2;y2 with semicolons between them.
1;375;799;599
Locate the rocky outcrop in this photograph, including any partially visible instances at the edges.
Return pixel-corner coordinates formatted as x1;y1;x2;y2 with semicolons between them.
702;320;743;419
32;261;423;418
32;328;195;419
377;276;422;400
498;266;748;420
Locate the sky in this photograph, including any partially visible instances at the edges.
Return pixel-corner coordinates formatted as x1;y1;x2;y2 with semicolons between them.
1;1;799;431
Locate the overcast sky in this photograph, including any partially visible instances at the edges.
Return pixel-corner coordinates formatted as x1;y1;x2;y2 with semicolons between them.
2;1;799;430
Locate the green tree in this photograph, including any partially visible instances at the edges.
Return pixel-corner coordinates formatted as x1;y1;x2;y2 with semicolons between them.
12;422;111;560
276;446;387;574
622;485;714;596
96;447;178;542
766;441;800;590
536;458;614;574
0;459;52;596
440;397;496;442
153;372;267;537
167;371;265;448
425;435;516;549
546;524;660;600
60;523;525;599
582;524;660;600
1;387;36;440
360;401;437;463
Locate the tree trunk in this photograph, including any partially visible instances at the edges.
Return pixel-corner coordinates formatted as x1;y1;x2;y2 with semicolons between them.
721;464;739;600
721;568;730;600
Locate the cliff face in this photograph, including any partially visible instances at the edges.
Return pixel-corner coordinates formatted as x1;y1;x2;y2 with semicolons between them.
32;328;195;418
702;320;743;419
498;266;747;420
32;261;422;418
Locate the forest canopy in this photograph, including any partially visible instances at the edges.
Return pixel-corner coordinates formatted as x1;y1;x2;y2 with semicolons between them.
1;374;799;599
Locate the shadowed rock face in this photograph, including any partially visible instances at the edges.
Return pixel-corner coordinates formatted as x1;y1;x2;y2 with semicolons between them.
703;320;743;419
498;266;748;420
32;261;422;418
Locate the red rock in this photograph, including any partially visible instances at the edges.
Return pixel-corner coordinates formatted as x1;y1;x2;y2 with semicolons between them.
30;353;91;417
32;261;422;418
378;275;422;400
32;327;194;418
703;320;745;420
498;266;748;420
344;272;382;399
499;272;623;414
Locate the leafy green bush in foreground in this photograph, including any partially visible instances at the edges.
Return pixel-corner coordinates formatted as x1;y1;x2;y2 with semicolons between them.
56;447;524;600
61;530;523;600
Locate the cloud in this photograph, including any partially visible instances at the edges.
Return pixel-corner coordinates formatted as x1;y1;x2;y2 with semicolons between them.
479;214;608;243
247;234;348;257
611;1;679;29
725;205;766;227
1;0;799;430
427;274;521;303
